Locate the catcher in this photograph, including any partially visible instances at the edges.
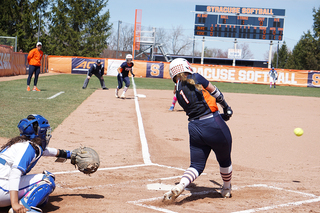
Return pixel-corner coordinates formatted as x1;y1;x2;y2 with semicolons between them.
0;114;99;213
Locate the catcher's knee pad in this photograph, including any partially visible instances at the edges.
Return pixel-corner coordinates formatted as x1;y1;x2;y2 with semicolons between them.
20;171;55;209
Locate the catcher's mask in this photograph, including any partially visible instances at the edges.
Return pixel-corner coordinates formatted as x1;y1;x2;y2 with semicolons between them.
169;58;193;83
17;114;52;150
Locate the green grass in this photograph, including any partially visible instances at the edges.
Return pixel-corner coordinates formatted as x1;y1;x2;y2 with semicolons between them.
0;74;319;138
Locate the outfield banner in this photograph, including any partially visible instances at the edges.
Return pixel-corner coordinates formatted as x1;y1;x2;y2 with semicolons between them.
191;64;309;87
45;55;319;88
12;53;27;75
307;71;320;88
72;58;105;74
0;45;13;77
48;56;72;73
146;62;164;78
106;59;123;76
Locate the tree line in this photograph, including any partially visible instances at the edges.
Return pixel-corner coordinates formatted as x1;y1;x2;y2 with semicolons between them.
272;7;320;70
0;1;319;70
0;0;111;57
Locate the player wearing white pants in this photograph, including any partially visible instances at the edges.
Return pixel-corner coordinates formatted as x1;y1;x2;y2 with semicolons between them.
0;114;72;213
268;67;278;88
0;173;51;207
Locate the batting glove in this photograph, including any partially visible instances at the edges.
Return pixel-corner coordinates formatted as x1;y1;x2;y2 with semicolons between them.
221;106;233;121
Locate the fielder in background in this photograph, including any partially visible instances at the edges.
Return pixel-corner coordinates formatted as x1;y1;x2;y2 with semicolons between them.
163;58;234;202
268;67;278;88
27;42;43;92
82;59;108;90
115;54;135;99
0;114;72;213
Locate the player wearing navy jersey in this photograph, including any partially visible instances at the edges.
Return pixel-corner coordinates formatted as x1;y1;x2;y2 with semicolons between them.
115;54;135;99
163;58;233;202
268;67;278;88
0;114;72;213
82;59;108;90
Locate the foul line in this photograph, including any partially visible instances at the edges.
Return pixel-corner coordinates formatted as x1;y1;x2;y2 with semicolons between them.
52;163;185;175
128;184;320;213
47;91;65;99
131;76;152;165
21;91;65;100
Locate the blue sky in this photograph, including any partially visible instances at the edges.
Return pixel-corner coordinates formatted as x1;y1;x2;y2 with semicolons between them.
106;0;320;60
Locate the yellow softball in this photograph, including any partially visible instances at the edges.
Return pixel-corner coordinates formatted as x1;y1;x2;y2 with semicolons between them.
294;128;304;136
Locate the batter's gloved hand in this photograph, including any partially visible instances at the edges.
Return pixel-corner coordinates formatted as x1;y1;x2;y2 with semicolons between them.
71;146;100;175
221;106;233;121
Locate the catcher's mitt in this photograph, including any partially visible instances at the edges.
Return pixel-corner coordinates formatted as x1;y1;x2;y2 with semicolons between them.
71;146;100;174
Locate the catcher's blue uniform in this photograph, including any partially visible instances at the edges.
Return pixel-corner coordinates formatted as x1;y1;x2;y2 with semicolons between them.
176;73;232;174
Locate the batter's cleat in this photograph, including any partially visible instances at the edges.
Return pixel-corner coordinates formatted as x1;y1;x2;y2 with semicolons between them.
163;183;184;202
120;93;126;99
220;186;232;198
27;86;31;91
169;106;174;111
102;87;109;90
33;87;41;92
115;89;119;98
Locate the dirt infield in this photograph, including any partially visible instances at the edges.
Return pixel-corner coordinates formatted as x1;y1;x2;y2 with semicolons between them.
0;78;320;212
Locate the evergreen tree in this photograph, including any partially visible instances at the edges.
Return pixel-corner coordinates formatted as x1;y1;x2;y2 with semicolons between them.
0;0;49;52
272;41;289;68
289;31;318;70
312;6;320;70
46;0;112;57
286;7;320;70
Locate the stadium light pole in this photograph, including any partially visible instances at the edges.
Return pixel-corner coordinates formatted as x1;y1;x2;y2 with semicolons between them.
116;20;122;59
38;8;41;42
276;41;279;68
268;41;273;68
201;37;205;64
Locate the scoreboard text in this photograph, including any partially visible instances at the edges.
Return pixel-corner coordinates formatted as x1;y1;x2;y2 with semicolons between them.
194;5;285;41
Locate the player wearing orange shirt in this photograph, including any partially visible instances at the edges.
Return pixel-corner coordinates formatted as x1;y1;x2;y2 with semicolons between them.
27;42;43;91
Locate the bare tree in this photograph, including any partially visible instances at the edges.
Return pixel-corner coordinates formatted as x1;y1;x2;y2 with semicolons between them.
168;25;191;55
238;43;254;59
103;23;134;58
120;25;134;52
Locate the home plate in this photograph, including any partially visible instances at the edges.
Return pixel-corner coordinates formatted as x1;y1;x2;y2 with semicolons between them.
147;183;174;191
136;94;146;98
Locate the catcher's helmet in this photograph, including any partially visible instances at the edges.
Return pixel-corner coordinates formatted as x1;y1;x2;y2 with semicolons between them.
169;58;193;83
17;114;52;150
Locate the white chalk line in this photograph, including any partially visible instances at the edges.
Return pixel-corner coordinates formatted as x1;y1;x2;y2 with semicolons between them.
47;91;65;99
128;184;320;213
21;91;65;99
52;163;184;175
127;77;320;212
132;76;152;164
47;80;319;212
55;173;182;191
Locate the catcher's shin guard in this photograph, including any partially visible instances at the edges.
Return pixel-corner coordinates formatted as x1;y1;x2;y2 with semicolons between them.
20;171;55;210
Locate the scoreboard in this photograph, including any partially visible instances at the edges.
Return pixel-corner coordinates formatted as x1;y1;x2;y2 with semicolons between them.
194;5;285;41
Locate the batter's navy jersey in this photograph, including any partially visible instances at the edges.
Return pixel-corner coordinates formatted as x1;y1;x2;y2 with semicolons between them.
119;62;134;77
176;73;219;121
